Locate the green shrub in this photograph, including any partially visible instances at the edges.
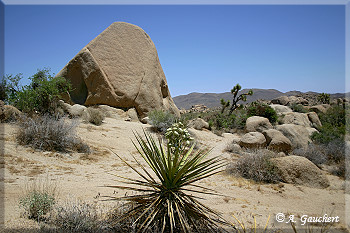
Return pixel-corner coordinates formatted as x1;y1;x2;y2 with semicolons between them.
290;103;308;113
148;109;176;132
83;107;105;126
205;109;247;132
311;105;347;144
19;181;56;220
247;102;278;123
16;114;90;153
5;69;71;115
227;149;281;183
107;131;228;232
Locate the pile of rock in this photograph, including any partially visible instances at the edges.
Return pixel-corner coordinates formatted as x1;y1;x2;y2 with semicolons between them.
190;104;208;113
58;100;139;122
235;103;322;153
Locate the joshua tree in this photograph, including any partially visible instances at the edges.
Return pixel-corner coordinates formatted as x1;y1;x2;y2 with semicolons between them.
228;84;253;115
220;98;230;113
318;93;330;104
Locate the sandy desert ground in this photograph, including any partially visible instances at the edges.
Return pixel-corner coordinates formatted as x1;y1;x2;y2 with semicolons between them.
0;116;349;232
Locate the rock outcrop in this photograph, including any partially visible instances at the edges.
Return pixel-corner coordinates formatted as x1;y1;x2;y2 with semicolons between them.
56;22;180;118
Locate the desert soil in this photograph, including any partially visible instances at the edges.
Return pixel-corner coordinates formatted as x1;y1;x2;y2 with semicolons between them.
0;117;349;232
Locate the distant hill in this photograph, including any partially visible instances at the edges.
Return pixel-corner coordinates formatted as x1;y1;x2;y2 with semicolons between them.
173;89;347;110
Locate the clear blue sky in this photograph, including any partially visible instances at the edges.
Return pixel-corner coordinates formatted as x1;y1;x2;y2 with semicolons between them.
4;5;345;96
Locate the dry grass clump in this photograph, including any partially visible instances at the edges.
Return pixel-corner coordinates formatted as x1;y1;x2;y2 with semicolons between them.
227;149;281;183
46;199;106;232
16;114;90;153
83;107;105;126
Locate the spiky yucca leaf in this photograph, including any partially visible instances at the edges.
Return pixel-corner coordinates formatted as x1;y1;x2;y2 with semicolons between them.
107;131;228;233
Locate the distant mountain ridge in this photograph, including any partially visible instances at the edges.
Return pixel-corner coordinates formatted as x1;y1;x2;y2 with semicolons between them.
173;89;347;110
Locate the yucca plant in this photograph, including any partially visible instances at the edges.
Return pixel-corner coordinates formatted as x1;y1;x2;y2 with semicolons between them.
106;131;229;233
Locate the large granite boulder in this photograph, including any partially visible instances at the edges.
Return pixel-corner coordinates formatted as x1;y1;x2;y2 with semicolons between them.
276;124;312;149
269;104;292;115
56;22;180;118
271;96;290;105
272;156;329;188
245;116;273;133
307;112;322;129
280;112;311;127
262;129;292;154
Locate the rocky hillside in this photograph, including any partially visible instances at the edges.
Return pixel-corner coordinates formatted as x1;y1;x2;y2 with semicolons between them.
173;89;347;109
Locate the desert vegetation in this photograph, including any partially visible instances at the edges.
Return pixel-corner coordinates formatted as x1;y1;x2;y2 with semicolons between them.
1;72;348;232
1;69;91;154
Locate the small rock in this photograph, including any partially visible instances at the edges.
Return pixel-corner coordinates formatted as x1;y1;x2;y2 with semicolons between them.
188;118;210;130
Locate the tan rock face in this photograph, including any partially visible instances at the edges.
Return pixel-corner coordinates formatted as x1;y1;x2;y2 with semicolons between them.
307;112;322;129
56;22;180;118
272;156;329;189
281;112;311;127
276;124;312;149
262;129;292;154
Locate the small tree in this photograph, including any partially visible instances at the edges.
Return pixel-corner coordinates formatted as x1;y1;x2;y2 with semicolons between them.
228;84;253;115
318;93;330;104
1;73;23;103
220;98;230;113
4;68;71;114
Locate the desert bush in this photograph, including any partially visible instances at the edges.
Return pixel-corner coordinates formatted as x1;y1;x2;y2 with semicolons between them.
290;103;308;113
293;139;348;178
83;107;105;126
19;181;56;220
49;200;105;232
293;144;327;166
148;109;176;132
227;149;281;183
16;114;90;153
206;109;248;132
247;102;278;123
107;131;229;232
4;69;71;115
